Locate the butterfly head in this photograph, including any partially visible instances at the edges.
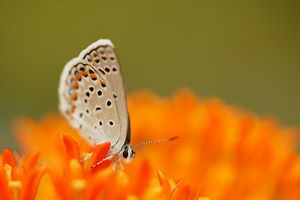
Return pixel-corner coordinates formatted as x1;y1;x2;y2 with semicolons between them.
120;144;135;163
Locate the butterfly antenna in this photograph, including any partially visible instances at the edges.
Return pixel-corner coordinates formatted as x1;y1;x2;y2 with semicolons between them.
133;136;178;148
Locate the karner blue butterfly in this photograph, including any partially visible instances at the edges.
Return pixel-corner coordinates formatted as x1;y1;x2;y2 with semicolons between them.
58;39;176;170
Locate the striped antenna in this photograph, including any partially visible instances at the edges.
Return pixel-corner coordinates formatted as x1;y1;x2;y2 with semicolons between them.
133;136;178;148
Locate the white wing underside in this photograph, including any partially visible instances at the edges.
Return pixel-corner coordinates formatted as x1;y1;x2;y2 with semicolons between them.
58;39;129;153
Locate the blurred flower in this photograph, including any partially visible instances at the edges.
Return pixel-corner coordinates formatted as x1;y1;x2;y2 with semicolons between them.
0;148;45;200
13;109;202;199
10;89;300;199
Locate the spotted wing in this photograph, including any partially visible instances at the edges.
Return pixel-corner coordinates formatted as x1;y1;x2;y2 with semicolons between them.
58;57;124;152
78;39;129;150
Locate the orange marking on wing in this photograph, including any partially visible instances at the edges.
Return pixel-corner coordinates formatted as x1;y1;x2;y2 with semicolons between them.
81;71;88;77
99;79;106;87
72;82;79;89
69;105;76;113
90;74;97;79
70;92;77;101
76;75;82;81
100;79;105;84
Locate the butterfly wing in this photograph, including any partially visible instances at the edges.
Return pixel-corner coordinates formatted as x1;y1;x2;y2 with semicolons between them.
79;40;130;149
59;40;129;153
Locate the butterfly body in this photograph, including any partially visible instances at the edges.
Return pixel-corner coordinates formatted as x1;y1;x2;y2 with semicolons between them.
59;39;134;161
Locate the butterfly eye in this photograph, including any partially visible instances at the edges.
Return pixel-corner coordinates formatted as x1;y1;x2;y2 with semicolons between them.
122;146;135;163
122;149;128;159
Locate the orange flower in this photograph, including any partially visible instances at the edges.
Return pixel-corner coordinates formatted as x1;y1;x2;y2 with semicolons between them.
0;148;46;200
47;135;200;199
12;114;200;199
9;90;300;199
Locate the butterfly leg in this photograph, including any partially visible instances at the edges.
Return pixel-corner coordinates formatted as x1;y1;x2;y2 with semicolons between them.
91;155;114;168
112;157;123;171
80;152;93;163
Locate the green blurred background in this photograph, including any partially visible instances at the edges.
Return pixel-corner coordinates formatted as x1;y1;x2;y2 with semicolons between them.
0;1;299;150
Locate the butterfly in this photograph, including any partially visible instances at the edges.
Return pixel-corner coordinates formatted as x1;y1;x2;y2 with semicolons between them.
59;39;176;170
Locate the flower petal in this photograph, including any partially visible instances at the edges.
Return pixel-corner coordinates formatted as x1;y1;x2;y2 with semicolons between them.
89;142;111;173
0;165;13;200
21;150;41;173
20;166;46;200
132;160;152;195
157;170;171;192
49;169;73;200
63;135;80;161
170;182;195;200
1;149;16;168
84;170;112;200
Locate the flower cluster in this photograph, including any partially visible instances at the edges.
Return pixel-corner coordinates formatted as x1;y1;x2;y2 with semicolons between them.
0;149;45;200
1;90;300;199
